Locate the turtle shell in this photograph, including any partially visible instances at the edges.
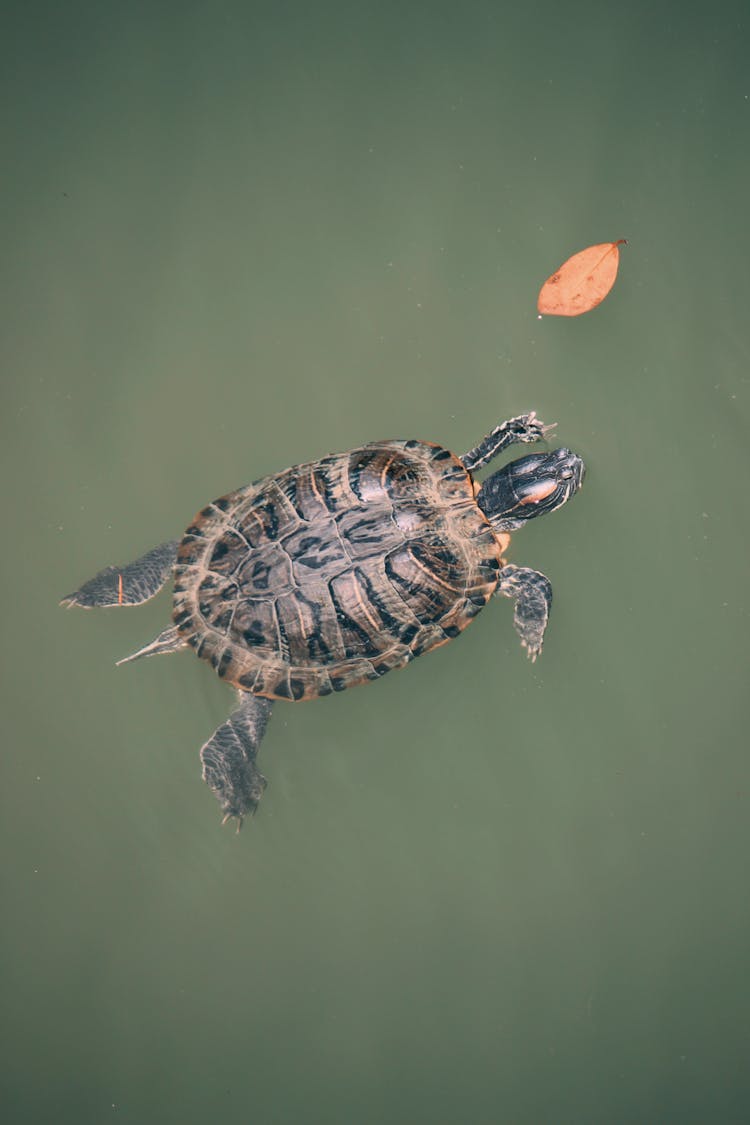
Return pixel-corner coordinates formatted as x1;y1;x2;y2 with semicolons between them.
171;441;504;701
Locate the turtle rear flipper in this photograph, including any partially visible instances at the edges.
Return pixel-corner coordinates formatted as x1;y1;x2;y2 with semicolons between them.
200;693;273;830
61;540;179;608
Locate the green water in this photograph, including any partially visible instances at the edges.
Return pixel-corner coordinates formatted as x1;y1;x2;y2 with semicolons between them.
2;2;749;1122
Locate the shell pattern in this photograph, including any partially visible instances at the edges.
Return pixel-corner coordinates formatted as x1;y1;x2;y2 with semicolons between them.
172;441;503;701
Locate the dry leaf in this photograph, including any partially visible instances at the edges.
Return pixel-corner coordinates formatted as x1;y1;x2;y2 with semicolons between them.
537;239;626;317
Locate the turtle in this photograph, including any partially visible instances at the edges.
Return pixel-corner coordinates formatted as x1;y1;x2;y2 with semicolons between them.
62;412;585;828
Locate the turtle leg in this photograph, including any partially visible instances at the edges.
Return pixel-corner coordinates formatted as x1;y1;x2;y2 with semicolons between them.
200;692;274;830
495;564;553;662
61;540;180;608
461;412;555;473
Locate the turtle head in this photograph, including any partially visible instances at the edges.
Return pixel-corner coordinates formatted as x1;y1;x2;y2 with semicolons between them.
476;448;585;531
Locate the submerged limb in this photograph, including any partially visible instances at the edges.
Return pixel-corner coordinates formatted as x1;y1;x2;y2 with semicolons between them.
200;693;274;829
61;540;180;608
495;564;553;661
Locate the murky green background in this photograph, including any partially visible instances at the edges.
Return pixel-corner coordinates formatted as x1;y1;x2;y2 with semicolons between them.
2;2;749;1122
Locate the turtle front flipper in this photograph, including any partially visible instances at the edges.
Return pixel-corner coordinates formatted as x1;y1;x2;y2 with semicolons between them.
461;412;554;473
200;693;273;830
61;540;179;608
495;564;553;662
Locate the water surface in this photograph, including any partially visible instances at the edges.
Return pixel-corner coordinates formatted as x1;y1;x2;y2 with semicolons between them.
2;2;749;1122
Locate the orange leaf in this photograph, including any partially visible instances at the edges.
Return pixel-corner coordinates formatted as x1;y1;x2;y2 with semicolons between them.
537;239;626;317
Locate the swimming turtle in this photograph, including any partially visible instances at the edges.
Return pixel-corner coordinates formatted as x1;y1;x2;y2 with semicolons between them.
62;412;584;828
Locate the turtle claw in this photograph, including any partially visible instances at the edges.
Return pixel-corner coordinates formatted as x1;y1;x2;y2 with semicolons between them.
221;785;264;832
522;626;544;664
520;411;556;444
222;811;244;833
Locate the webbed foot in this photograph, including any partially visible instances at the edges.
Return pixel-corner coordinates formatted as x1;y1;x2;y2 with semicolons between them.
200;693;273;830
496;564;553;661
